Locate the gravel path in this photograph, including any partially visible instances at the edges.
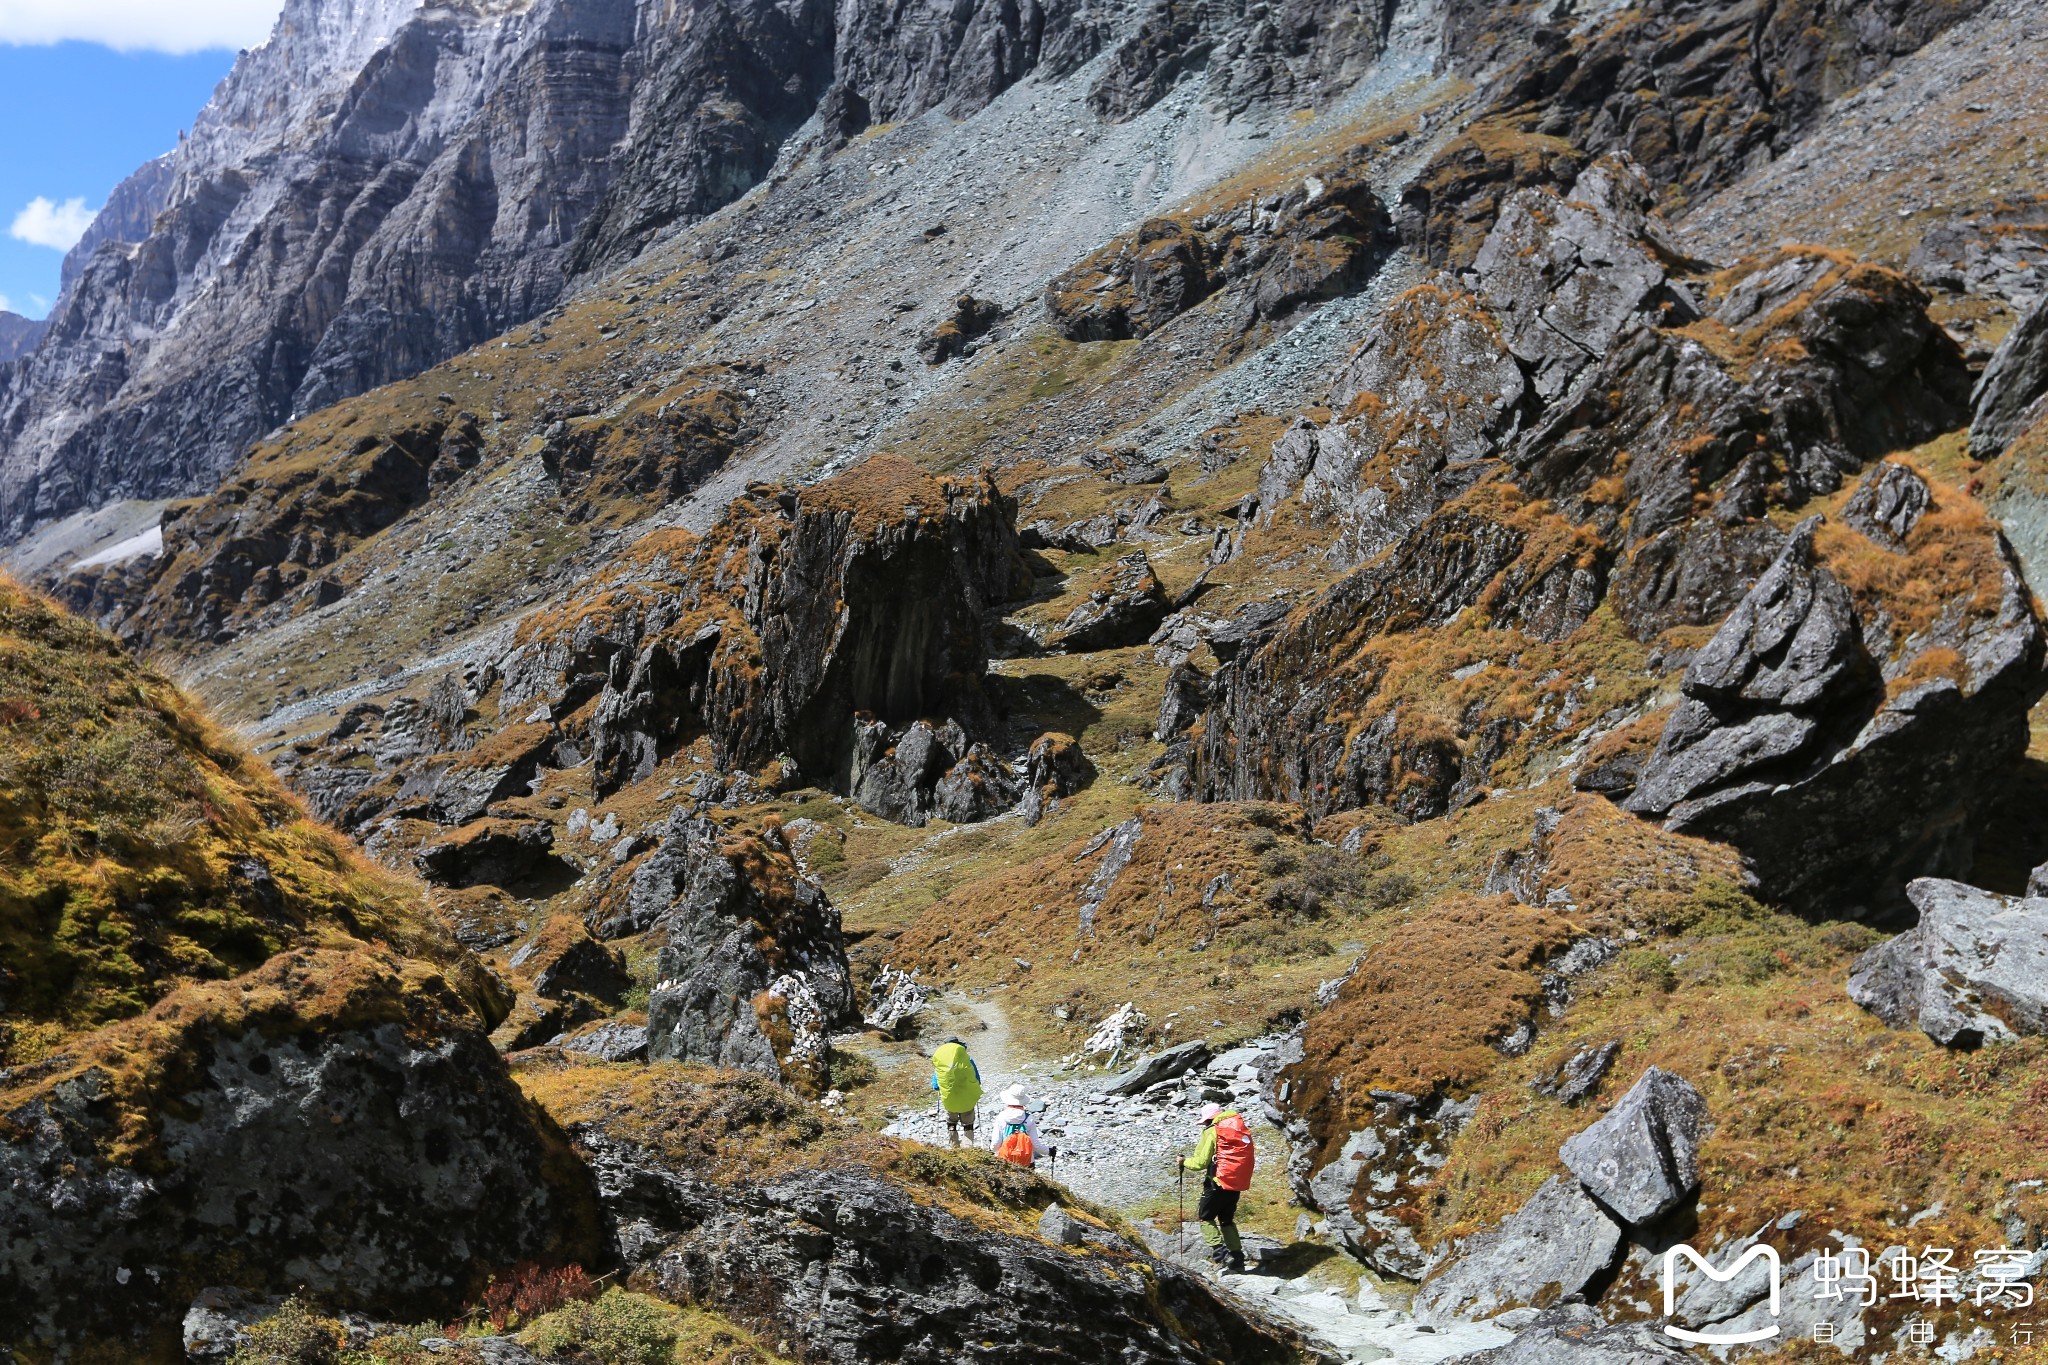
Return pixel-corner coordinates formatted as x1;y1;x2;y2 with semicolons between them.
875;993;1514;1365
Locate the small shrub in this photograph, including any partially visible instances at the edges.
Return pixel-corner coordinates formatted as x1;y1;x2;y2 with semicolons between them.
229;1297;347;1365
1656;877;1771;934
1818;921;1884;955
521;1287;679;1365
481;1262;598;1330
1362;870;1417;911
1618;947;1677;994
344;1331;478;1365
828;1045;879;1091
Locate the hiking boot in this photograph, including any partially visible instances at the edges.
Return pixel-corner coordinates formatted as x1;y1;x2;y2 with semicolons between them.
1224;1249;1246;1274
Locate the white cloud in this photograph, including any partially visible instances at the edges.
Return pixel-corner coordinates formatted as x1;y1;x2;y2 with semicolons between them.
0;0;282;54
11;196;96;251
0;293;11;313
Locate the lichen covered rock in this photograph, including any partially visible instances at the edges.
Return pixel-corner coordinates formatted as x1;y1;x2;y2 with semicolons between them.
1848;877;2048;1047
634;812;856;1093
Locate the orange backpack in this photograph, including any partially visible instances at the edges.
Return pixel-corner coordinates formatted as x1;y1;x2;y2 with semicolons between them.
995;1119;1035;1167
1213;1113;1254;1191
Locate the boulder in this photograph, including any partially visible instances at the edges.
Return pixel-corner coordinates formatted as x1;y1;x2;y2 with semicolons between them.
1842;462;1933;550
0;954;600;1353
849;716;1019;826
1443;1305;1692;1363
1105;1040;1213;1096
414;817;565;889
1018;730;1094;825
1413;1176;1625;1322
863;967;930;1037
919;294;1002;362
1558;1067;1707;1226
1848;877;2048;1046
493;991;591;1052
929;742;1020;824
1048;552;1172;652
529;925;630;1005
555;1020;651;1062
639;812;857;1092
1971;295;2048;459
1534;1041;1620;1106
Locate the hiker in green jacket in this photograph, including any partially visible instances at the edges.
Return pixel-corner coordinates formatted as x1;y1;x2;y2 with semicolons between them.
1179;1102;1255;1272
929;1038;983;1147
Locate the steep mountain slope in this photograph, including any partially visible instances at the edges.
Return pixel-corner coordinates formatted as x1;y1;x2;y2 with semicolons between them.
5;0;2048;1359
0;574;602;1357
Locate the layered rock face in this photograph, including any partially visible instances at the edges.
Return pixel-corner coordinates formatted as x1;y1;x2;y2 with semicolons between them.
495;453;1027;806
0;580;597;1357
1623;510;2042;919
1173;158;2041;917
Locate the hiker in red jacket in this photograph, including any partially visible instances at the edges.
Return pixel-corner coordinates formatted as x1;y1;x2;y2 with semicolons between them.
1179;1101;1254;1272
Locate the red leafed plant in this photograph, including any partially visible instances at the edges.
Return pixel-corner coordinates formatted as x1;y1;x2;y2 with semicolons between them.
479;1262;599;1329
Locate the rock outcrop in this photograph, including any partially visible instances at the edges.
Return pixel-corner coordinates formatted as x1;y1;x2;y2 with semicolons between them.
1412;1176;1624;1321
634;812;858;1092
1256;283;1527;566
283;455;1028;842
1624;515;2045;919
0;580;598;1356
496;454;1026;812
1;954;601;1356
1047;551;1172;651
1018;730;1094;825
643;1161;1303;1363
1187;154;2038;920
1045;164;1397;340
1972;296;2048;459
1270;898;1580;1275
1403;0;1992;267
1416;1068;1705;1326
1557;1067;1706;1225
536;1066;1309;1365
1848;877;2048;1047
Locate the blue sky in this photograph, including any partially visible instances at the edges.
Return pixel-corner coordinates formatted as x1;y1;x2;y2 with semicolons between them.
0;3;285;319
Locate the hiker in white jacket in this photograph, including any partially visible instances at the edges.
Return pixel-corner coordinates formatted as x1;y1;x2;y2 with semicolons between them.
988;1085;1044;1163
